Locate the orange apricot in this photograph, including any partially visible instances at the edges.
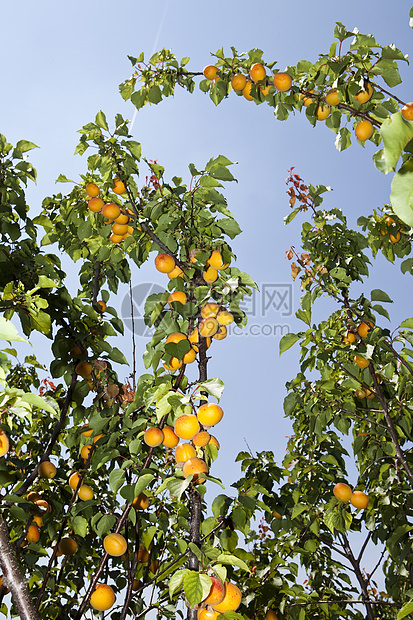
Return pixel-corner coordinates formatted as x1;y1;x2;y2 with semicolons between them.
144;427;164;447
354;83;373;104
69;472;81;490
197;403;224;427
0;431;9;457
342;331;356;345
75;361;92;379
26;523;40;543
199;318;219;337
213;325;227;340
80;444;94;463
166;332;187;344
86;183;99;197
358;321;374;338
183;347;197;364
137;546;149;563
273;72;292;92
250;63;266;82
231;74;247;91
162;426;180;448
109;233;124;244
325;89;340;106
203;266;218;283
300;89;315;106
203;65;218;80
90;584;116;611
208;435;220;450
390;231;401;243
112;222;128;236
193;431;211;447
168;265;184;279
88;197;104;213
32;514;43;527
113;178;126;195
355;119;374;141
174;414;200;440
333;482;352;502
208;250;227;270
402;102;413;121
78;485;94;500
168;291;187;308
103;533;127;557
163;356;182;372
155;253;176;274
102;203;121;220
242;82;254;101
114;212;130;225
34;499;51;514
212;582;242;612
266;611;279;620
350;490;369;509
203;576;225;606
182;457;209;482
354;355;370;369
38;461;56;479
201;302;219;318
198;609;220;620
132;492;149;510
175;443;196;463
58;537;78;555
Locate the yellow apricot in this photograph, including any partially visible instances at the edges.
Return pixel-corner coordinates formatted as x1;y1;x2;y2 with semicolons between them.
213;325;227;340
216;310;234;325
250;63;266;82
402;102;413;121
203;65;218;80
197;403;224;427
242;82;254;101
355;119;374;141
69;472;81;490
354;355;370;369
78;485;94;500
208;435;220;450
86;183;99;197
26;523;40;543
80;444;94;463
316;104;330;120
132;492;149;510
168;291;187;308
113;178;126;195
168;265;184;279
201;302;220;318
212;582;242;612
90;584;116;611
144;427;164;447
193;431;211;447
203;266;218;283
163;356;182;372
75;361;92;379
199;317;219;337
103;533;127;557
231;74;247;91
325;89;340;106
273;72;292;92
112;222;128;236
38;461;56;479
174;414;200;440
183;347;197;364
0;431;9;457
354;83;373;104
155;253;176;273
350;490;369;509
333;482;352;502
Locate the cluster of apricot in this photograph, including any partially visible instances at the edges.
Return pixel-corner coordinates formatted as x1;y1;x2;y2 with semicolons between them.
24;484;53;545
144;401;223;482
342;320;375;373
333;482;369;509
203;62;292;103
198;579;242;619
155;247;231;286
380;216;402;243
85;181;135;244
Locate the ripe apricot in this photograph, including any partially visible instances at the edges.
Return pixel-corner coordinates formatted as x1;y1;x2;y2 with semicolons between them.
351;490;369;509
182;457;209;482
162;426;179;448
163;356;182;372
199;318;219;337
175;443;196;463
112;222;128;236
333;482;352;502
58;537;78;555
78;485;94;500
0;431;9;457
144;427;164;447
231;74;247;91
113;178;126;195
75;361;92;379
189;328;211;351
354;355;370;369
80;444;94;463
354;83;373;104
358;321;374;338
266;611;278;620
38;461;56;479
250;63;266;82
355;120;374;141
273;72;292;92
198;609;220;620
390;231;401;243
342;331;356;345
197;403;224;427
102;203;121;220
316;104;330;121
193;431;211;447
132;492;149;510
203;266;218;283
189;248;202;263
109;233;124;244
213;325;227;340
203;65;218;80
104;533;127;557
88;197;104;213
208;250;227;270
166;332;186;345
26;523;40;543
208;435;220;450
168;265;184;279
216;310;234;325
34;499;51;514
355;388;367;399
32;514;43;527
168;291;187;308
402;102;413;121
86;183;99;197
300;89;315;106
69;472;81;490
183;347;197;364
27;491;42;503
174;414;200;440
149;560;160;574
203;576;225;605
325;89;340;106
259;83;271;96
155;253;176;273
272;510;282;519
242;82;254;101
0;576;10;594
90;584;116;611
115;212;129;225
201;302;219;318
212;582;242;612
97;300;106;313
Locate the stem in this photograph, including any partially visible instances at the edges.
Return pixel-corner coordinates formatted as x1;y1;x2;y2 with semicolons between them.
339;532;375;620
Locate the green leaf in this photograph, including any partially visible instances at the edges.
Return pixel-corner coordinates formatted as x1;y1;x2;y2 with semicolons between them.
391;160;413;226
397;601;413;620
0;318;28;343
198;378;225;400
166;476;192;499
183;571;212;607
216;553;250;572
400;318;413;328
95;514;116;537
370;289;393;303
56;174;75;184
15;139;39;153
109;469;125;493
291;503;308;519
279;333;300;354
169;569;186;599
134;473;154;497
371;304;390;320
378;112;413;174
71;516;88;537
95;111;109;131
20;393;58;417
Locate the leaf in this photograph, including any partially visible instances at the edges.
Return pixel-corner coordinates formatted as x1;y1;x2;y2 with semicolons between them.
370;289;393;303
166;476;192;499
169;569;186;599
71;516;88;537
95;110;109;131
334;127;351;152
134;473;154;497
15;140;39;153
20;393;58;417
197;378;225;401
109;469;125;493
400;318;413;329
378;112;413;174
95;514;116;537
371;304;390;320
397;601;413;620
56;174;75;184
279;333;300;354
291;503;308;519
0;318;28;343
183;571;212;607
391;160;413;227
216;553;250;573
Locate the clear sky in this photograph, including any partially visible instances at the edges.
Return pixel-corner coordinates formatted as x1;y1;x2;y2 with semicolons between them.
1;0;413;593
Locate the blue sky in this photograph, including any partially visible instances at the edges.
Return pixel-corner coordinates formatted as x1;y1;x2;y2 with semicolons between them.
1;0;413;592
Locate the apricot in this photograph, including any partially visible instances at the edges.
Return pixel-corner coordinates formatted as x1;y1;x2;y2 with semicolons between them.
104;533;127;557
189;328;211;351
175;443;196;463
132;578;141;591
0;431;9;457
189;248;202;263
112;222;128;236
208;435;220;450
114;212;129;225
203;266;218;283
198;609;220;620
272;510;282;519
144;427;164;447
90;584;116;611
58;537;78;555
266;611;278;620
86;183;99;198
325;89;340;106
109;233;123;244
342;331;356;345
355;120;374;141
208;250;228;270
75;361;92;379
231;74;247;91
0;576;10;594
168;265;184;279
38;461;56;479
354;355;370;369
203;576;225;605
201;302;220;318
69;473;81;490
193;431;211;447
273;72;292;92
78;485;94;500
182;457;209;482
354;83;373;104
174;414;200;440
355;388;367;399
166;332;186;345
26;523;40;543
155;253;176;274
333;482;352;502
350;490;369;509
197;403;224;427
113;178;126;195
149;560;160;574
34;499;51;513
132;492;149;510
212;582;242;612
259;83;271;97
168;291;187;308
183;347;197;364
163;356;182;372
358;321;374;338
250;63;266;82
203;65;218;80
402;102;413;121
102;203;121;220
27;491;42;503
162;426;179;448
300;89;315;106
213;325;227;340
32;514;43;527
316;104;330;121
80;444;94;463
199;318;219;337
88;197;104;213
242;82;254;101
216;310;234;325
390;231;401;243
